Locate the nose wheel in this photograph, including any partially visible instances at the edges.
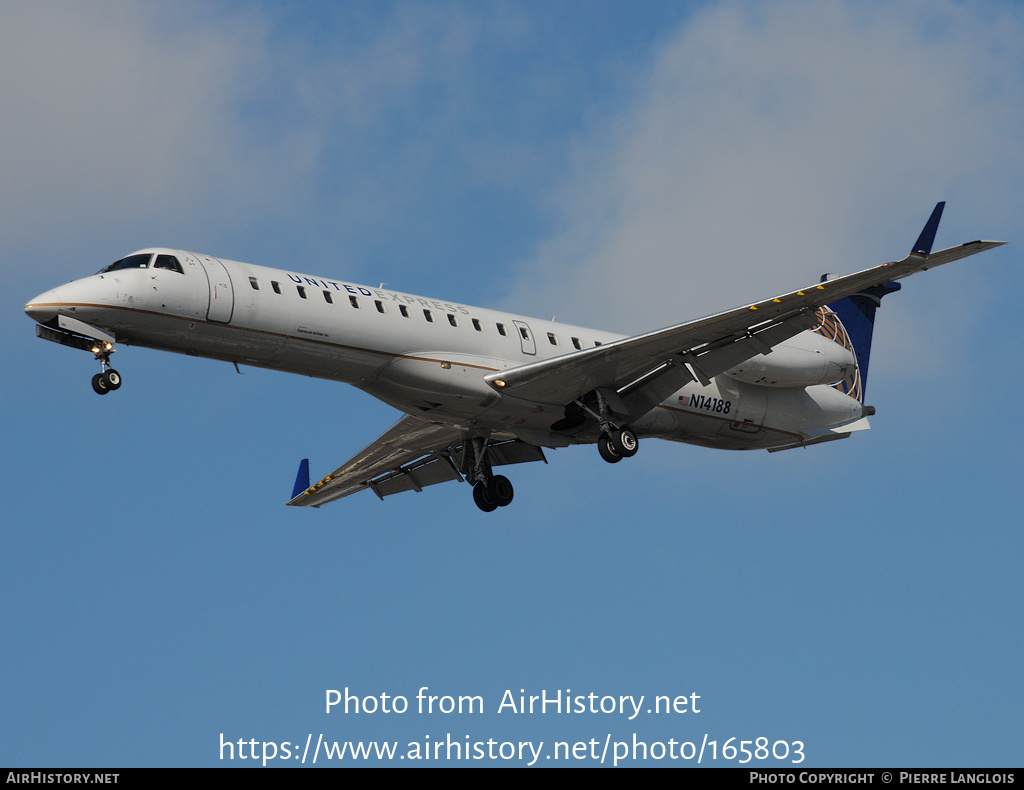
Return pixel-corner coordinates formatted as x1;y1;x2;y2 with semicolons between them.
89;342;121;395
91;369;122;395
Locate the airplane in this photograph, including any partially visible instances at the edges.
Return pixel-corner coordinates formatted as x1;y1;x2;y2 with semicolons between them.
23;203;1003;512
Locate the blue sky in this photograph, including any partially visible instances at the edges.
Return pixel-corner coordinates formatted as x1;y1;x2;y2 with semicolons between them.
3;0;1022;767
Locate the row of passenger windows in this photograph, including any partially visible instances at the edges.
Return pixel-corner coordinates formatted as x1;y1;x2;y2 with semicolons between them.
248;275;597;350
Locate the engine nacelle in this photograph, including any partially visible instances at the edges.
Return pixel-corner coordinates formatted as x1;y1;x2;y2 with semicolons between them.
722;330;856;387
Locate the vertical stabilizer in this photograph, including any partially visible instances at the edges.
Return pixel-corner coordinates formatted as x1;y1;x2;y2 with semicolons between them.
826;282;901;401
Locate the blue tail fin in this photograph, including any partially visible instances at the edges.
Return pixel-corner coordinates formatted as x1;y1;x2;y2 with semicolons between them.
827;282;901;401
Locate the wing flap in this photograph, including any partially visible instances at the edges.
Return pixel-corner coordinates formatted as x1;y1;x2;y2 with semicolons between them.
619;309;819;418
370;454;463;498
488;440;547;466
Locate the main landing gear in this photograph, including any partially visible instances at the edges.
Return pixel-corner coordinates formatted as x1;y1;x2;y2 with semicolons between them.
597;427;638;464
465;438;514;513
89;343;121;395
472;475;514;512
573;389;641;465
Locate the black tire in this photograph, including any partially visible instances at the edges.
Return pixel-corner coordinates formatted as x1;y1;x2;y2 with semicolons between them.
103;369;122;390
486;475;514;507
598;433;622;463
92;373;110;395
612;427;638;457
473;482;498;512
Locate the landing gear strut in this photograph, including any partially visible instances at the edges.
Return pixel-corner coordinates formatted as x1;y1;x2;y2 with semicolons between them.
464;438;515;512
574;390;641;464
90;343;121;395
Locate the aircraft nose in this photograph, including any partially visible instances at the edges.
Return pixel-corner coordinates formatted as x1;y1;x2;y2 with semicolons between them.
24;288;62;323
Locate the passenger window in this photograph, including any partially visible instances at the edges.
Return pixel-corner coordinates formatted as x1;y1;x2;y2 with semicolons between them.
520;327;530;340
154;255;183;273
323;291;333;304
375;300;386;313
249;276;260;290
472;318;482;331
447;314;458;327
297;286;306;299
399;305;409;318
271;281;282;294
594;341;602;346
572;337;582;350
497;323;507;336
349;296;359;308
547;332;558;345
423;309;433;322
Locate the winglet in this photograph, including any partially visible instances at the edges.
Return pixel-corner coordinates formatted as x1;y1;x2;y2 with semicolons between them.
291;458;310;500
911;202;945;255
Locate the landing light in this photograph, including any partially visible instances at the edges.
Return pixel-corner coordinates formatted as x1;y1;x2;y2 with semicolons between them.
494;379;506;388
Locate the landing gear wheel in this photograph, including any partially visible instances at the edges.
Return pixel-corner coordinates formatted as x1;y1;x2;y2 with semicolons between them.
598;433;622;463
612;427;638;457
92;373;110;395
486;475;514;507
102;369;122;390
473;482;498;512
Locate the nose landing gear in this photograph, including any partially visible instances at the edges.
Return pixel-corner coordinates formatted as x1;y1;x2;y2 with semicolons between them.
91;369;122;395
90;343;121;395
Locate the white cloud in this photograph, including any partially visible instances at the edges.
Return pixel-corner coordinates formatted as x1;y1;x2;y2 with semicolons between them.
0;2;280;249
506;0;1024;339
0;0;553;290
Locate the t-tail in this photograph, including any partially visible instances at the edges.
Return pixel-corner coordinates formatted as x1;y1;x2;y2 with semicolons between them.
823;202;945;403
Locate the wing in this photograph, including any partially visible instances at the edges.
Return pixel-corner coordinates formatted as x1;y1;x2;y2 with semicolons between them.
286;415;546;507
486;218;1003;418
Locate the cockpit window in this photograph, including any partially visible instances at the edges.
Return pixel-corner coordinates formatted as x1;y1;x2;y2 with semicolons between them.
153;254;183;273
100;253;152;273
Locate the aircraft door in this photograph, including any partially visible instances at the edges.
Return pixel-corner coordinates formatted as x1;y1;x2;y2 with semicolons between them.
512;320;536;355
195;255;235;323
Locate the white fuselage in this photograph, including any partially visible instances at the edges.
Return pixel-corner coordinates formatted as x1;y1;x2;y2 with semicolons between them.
26;248;867;452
